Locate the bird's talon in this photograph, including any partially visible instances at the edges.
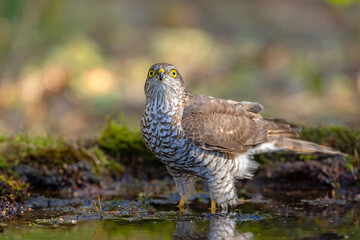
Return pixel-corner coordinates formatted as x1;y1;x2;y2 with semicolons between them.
211;201;216;214
178;195;186;212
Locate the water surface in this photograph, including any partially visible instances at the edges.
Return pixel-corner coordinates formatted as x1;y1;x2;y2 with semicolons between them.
1;199;359;239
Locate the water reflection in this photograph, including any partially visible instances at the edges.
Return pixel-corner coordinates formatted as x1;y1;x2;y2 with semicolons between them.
3;201;358;239
92;220;103;240
173;214;253;240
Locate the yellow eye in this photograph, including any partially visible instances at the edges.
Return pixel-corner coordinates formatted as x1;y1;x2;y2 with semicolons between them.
148;69;155;77
170;69;177;78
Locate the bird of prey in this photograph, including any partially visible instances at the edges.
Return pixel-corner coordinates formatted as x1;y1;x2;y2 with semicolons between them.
140;63;345;213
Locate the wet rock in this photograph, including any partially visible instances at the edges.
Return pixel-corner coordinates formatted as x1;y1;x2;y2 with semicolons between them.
13;160;100;195
24;196;88;210
248;158;355;200
300;232;346;240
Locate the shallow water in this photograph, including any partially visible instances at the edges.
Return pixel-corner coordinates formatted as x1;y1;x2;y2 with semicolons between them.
1;199;360;240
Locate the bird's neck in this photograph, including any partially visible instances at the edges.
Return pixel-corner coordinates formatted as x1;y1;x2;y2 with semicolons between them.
145;91;185;129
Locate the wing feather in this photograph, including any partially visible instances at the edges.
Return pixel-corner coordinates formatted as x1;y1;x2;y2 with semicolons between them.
182;92;298;154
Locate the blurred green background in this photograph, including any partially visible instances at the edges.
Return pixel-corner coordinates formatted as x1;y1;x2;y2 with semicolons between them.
0;0;359;137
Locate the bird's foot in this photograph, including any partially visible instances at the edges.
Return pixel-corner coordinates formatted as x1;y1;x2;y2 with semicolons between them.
178;195;186;213
211;201;216;214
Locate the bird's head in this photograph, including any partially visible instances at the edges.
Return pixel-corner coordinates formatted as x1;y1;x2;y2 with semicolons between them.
144;63;185;101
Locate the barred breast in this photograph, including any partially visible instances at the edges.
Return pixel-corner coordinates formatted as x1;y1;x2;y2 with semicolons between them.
141;100;222;178
141;98;256;208
141;101;183;161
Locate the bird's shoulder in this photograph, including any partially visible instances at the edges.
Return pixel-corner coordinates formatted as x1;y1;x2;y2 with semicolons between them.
182;91;263;118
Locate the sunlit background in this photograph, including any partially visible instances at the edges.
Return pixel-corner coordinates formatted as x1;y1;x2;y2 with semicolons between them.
0;0;359;137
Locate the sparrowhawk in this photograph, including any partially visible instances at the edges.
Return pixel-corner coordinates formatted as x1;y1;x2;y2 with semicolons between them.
140;63;345;213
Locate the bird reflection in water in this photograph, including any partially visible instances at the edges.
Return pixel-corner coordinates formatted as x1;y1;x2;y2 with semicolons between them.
172;214;253;240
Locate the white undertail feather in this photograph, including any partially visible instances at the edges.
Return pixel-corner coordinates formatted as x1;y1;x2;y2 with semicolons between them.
233;154;259;179
248;142;281;155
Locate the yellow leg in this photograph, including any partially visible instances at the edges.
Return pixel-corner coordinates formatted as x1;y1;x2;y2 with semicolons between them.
178;195;186;212
211;201;216;213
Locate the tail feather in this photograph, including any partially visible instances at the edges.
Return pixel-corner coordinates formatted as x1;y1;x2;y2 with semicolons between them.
265;118;300;139
268;129;299;138
273;137;347;157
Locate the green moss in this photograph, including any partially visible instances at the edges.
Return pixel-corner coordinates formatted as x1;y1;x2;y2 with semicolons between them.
11;133;66;153
258;125;360;163
0;133;8;143
1;133;86;168
0;156;6;168
1;119;358;193
97;117;166;179
0;174;28;221
298;154;318;162
298;125;360;156
98;117;155;160
0;174;28;203
85;145;124;178
299;125;360;178
0;132;120;172
256;125;360;183
0;132;125;193
97;120;360;179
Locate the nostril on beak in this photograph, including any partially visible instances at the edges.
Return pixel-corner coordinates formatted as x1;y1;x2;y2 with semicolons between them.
158;69;165;81
159;72;165;81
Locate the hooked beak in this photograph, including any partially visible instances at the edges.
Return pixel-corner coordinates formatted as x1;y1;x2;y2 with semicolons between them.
158;69;165;81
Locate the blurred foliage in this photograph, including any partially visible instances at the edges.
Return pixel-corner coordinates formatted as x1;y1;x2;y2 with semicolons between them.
0;0;359;137
325;0;360;7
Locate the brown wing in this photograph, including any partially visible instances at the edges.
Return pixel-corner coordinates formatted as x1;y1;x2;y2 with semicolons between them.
183;92;263;117
182;92;298;154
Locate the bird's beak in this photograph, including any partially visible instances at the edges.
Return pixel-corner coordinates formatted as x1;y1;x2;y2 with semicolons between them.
158;69;165;81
